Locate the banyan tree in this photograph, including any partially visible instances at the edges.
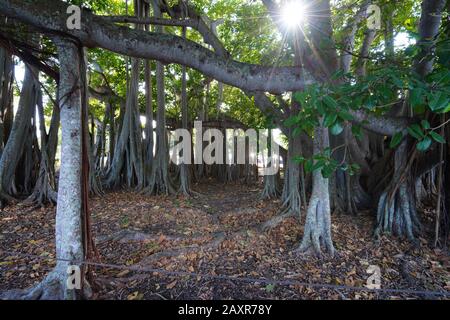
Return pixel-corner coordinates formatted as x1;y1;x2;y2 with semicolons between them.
0;0;449;299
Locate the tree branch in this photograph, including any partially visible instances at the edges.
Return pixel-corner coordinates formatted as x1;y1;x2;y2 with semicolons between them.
0;0;306;94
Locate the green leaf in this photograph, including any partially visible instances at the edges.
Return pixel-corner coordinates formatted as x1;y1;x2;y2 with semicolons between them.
364;95;377;110
429;131;446;144
405;45;420;57
348;164;361;176
321;166;335;178
410;88;424;108
293;156;306;163
293;127;303;137
416;137;432;151
413;103;426;114
338;110;353;121
304;160;313;172
330;122;344;135
316;100;326;115
284;116;298;127
389;132;404;149
429;92;449;112
323;95;338;109
331;69;345;80
265;284;275;293
391;75;403;88
351;125;362;139
407;124;425;140
324;113;338;127
421;120;430;130
438;103;450;114
293;92;307;105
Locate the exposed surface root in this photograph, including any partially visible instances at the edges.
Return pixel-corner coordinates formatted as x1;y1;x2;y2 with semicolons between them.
1;268;91;300
2;184;448;300
296;198;335;257
375;183;421;241
137;232;226;266
260;174;280;200
260;211;296;232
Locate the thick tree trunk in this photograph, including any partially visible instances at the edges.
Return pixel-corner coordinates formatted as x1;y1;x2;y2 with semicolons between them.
297;121;335;256
3;38;89;300
375;141;420;241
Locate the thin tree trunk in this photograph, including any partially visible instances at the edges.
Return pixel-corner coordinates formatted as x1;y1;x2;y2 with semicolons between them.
26;88;59;205
144;0;175;195
104;1;144;189
0;63;38;204
178;25;192;195
261;129;280;199
0;47;14;155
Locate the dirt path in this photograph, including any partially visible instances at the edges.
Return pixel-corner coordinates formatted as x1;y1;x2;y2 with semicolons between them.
1;183;449;299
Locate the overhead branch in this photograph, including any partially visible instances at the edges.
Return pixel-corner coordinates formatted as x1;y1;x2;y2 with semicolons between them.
0;0;308;94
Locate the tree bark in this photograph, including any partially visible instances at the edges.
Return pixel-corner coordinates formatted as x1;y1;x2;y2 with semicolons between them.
0;47;14;155
0;62;38;203
104;2;145;190
26;88;59;205
177;24;192;195
375;0;446;241
5;38;89;300
0;0;310;94
297;121;335;256
144;0;175;195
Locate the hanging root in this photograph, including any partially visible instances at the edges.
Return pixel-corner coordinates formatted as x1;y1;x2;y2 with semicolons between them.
296;198;335;258
24;162;57;207
280;186;301;216
374;182;421;242
177;164;199;197
89;171;104;196
143;160;177;195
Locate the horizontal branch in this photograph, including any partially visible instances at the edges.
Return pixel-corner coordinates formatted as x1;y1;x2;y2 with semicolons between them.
349;110;411;136
0;0;305;94
100;15;193;28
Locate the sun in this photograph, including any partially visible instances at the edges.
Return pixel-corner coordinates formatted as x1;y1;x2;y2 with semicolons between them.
281;1;306;29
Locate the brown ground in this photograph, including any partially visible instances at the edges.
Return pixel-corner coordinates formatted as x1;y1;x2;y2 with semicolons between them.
1;182;449;300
